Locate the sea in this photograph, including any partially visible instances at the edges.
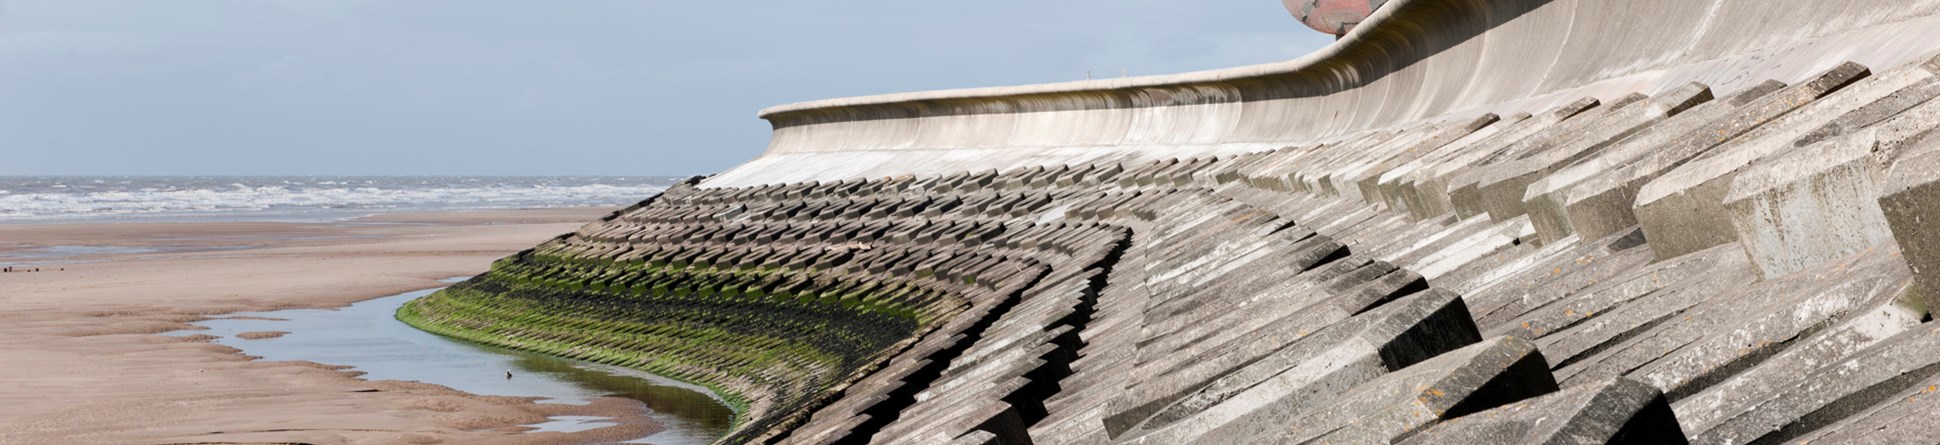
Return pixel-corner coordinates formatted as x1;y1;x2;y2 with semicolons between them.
0;176;682;223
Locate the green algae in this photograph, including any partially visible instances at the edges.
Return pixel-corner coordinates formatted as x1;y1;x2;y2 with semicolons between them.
399;248;952;445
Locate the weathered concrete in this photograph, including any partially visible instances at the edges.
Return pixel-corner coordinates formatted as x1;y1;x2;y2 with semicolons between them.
710;1;1940;188
1724;89;1940;279
1881;131;1940;312
436;2;1940;445
1631;61;1936;262
1684;319;1940;444
1110;289;1479;443
1474;84;1713;224
1448;95;1647;219
1722;137;1893;280
1405;101;1600;221
1399;377;1686;445
1521;80;1788;245
1265;336;1558;445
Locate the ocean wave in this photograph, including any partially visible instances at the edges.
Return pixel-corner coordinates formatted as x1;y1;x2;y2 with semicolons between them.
0;177;673;222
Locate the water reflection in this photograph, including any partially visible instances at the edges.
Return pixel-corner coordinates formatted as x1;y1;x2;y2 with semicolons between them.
524;415;620;433
164;287;734;444
491;343;736;443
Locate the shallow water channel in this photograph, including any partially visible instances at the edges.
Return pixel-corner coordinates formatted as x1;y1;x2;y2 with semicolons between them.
167;287;735;444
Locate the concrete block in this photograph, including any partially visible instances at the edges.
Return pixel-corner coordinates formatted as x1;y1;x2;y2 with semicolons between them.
1446;96;1637;218
1381;114;1529;217
1398;377;1686;445
1109;289;1479;443
1723;132;1894;279
1405;101;1597;220
1655;253;1913;428
1525;81;1790;244
1084;163;1123;185
1879;131;1940;312
947;431;997;445
1479;84;1712;224
1350;115;1500;206
1632;61;1937;261
1272;336;1559;445
1684;320;1940;444
1726;91;1940;278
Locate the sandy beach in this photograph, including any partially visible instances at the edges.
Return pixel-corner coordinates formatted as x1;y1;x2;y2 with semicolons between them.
0;208;667;445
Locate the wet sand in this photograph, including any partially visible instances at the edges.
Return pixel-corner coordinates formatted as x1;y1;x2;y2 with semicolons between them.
0;208;670;445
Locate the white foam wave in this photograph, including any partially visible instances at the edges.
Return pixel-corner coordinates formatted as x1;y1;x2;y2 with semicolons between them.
0;182;667;221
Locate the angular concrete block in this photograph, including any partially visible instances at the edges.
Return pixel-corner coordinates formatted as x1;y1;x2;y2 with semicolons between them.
1880;132;1940;311
1629;61;1940;261
1650;253;1913;426
1460;97;1644;207
1399;377;1686;445
1684;320;1940;444
1407;101;1598;221
1478;84;1714;227
1272;336;1560;445
1380;114;1526;217
1724;132;1894;279
1110;289;1480;443
1353;115;1501;206
1525;81;1790;245
1727;91;1940;278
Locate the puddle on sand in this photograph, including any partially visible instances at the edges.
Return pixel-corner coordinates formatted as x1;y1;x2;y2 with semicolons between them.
165;287;735;444
524;415;620;433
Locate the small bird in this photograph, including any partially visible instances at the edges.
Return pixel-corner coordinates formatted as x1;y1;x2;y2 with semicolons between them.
505;370;514;380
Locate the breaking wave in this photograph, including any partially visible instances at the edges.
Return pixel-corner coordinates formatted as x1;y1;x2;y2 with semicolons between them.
0;176;678;222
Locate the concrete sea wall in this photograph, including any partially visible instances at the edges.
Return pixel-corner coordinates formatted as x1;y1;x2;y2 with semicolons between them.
712;0;1940;187
412;1;1940;444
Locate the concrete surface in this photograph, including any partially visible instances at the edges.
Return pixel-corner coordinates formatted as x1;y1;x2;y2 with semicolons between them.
439;1;1940;444
709;0;1940;188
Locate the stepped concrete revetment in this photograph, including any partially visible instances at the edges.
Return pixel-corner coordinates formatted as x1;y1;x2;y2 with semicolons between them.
413;1;1940;443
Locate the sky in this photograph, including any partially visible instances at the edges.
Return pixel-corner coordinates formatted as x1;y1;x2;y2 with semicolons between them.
0;1;1333;176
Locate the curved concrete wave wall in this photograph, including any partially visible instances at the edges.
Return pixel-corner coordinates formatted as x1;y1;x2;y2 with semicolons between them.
707;0;1940;187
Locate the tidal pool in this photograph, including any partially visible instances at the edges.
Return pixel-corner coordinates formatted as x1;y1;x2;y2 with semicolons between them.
166;287;735;444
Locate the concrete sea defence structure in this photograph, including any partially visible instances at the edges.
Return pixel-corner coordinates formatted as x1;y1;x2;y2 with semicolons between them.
403;0;1940;443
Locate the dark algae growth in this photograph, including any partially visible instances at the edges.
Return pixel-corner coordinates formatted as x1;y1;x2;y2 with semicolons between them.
400;256;928;440
400;175;1135;443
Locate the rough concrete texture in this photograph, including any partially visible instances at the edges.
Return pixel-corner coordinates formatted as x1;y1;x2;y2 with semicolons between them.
1399;377;1686;445
1558;66;1881;243
1721;79;1940;279
1629;62;1897;262
1475;83;1713;225
1264;336;1558;445
1111;289;1477;444
418;1;1940;444
713;1;1940;187
1882;131;1940;313
1522;80;1792;245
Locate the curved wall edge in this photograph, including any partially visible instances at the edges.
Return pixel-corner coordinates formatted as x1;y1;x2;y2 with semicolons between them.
709;0;1940;187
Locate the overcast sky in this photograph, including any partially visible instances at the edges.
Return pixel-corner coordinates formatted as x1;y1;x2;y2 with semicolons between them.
0;1;1332;176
